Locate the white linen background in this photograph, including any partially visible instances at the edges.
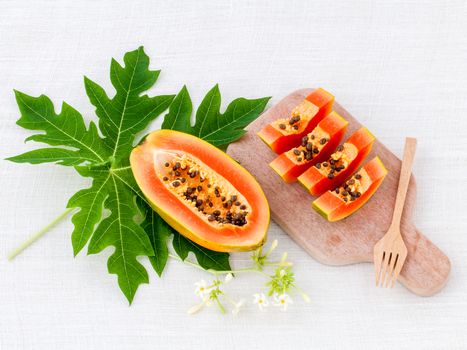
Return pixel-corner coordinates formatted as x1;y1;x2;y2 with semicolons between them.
1;0;466;349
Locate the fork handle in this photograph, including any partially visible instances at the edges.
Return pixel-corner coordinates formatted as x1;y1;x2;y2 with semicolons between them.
391;137;417;230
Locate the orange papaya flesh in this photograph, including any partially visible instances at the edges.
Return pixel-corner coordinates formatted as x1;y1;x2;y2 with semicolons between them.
269;111;348;183
312;157;387;221
257;88;334;154
297;127;375;196
130;130;270;252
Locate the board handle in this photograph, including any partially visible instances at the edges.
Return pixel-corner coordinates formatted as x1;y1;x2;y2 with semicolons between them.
398;224;451;296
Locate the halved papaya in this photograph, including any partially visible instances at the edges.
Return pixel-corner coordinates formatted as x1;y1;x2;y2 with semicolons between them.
257;88;334;154
297;127;375;196
312;157;388;221
130;130;270;252
269;111;348;183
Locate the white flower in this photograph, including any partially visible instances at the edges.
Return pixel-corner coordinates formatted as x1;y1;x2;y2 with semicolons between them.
298;290;311;303
194;280;210;298
187;302;204;315
187;297;209;315
279;269;286;277
280;252;288;263
265;239;278;257
253;293;269;311
224;273;233;284
279;252;293;267
232;299;245;315
273;293;293;311
269;239;278;251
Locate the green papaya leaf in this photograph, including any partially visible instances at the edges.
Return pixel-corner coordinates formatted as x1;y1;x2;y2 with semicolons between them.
8;46;270;304
163;84;270;148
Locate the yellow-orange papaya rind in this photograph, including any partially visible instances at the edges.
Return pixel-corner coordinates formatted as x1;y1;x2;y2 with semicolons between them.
312;157;388;222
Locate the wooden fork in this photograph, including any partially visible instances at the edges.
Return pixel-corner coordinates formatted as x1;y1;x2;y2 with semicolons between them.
374;137;417;288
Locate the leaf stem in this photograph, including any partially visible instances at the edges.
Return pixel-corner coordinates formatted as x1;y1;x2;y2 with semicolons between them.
111;165;132;172
168;253;206;271
7;207;74;261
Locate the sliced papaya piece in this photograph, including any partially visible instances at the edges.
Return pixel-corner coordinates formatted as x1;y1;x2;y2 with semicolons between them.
312;157;388;221
257;88;334;154
297;127;375;196
269;111;348;183
130;130;270;252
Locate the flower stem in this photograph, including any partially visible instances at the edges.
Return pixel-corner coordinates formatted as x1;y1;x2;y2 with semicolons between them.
215;298;226;314
168;253;267;275
7;207;74;261
209;267;267;275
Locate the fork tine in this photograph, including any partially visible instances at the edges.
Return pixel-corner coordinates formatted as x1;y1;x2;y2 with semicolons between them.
374;251;385;286
380;252;392;287
385;253;398;288
389;254;404;288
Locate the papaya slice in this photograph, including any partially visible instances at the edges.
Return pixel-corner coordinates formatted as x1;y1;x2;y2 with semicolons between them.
312;157;388;221
257;88;334;154
269;111;348;183
297;127;375;196
130;130;269;252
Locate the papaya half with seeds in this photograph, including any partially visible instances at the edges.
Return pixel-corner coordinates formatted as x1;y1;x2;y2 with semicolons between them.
257;88;334;154
130;130;270;252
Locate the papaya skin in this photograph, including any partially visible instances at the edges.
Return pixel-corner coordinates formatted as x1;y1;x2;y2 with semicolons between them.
146;200;267;252
257;88;334;154
312;157;388;222
130;130;270;252
298;127;375;196
269;111;348;183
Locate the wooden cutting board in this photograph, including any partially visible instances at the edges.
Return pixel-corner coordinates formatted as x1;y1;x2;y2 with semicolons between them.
227;89;451;296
